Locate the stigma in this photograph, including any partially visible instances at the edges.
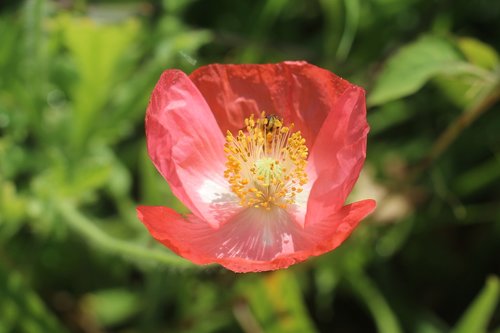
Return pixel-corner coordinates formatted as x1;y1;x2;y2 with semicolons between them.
223;112;308;210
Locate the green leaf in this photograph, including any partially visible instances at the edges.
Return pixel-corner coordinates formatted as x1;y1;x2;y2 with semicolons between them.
368;100;416;135
0;180;28;241
348;270;403;333
82;289;140;327
452;276;500;333
432;37;499;108
31;151;113;201
433;71;492;109
175;278;231;333
0;263;69;333
369;35;466;106
415;321;446;333
237;271;318;333
337;0;360;61
239;0;289;62
0;17;21;80
55;14;140;148
68;153;114;196
454;158;500;195
457;37;499;70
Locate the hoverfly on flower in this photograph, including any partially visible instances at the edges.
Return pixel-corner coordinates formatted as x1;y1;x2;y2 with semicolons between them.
264;114;283;132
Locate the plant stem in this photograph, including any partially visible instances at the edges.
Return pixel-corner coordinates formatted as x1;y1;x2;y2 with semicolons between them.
57;202;198;269
348;269;403;333
412;80;500;178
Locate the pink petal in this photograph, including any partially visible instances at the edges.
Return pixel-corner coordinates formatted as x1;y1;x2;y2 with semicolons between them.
137;199;375;273
306;85;369;225
146;70;240;228
189;61;353;148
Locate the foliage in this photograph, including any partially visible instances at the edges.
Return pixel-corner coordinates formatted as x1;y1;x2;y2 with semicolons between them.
1;0;499;332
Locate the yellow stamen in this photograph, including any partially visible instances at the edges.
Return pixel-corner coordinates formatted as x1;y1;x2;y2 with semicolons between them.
223;112;308;209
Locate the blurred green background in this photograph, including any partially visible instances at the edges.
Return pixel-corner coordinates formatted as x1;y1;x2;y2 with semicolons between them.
1;0;499;332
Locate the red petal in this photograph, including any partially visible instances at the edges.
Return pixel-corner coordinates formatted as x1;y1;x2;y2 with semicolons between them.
146;70;239;228
306;86;369;225
189;61;353;147
304;199;376;255
137;205;213;265
137;200;375;273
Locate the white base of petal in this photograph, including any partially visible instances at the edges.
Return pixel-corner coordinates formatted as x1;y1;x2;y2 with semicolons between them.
214;207;311;261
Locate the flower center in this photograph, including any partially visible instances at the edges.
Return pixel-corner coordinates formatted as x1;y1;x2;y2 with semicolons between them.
224;112;308;210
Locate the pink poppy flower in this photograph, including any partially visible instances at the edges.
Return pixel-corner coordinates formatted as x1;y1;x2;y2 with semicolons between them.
137;61;376;273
